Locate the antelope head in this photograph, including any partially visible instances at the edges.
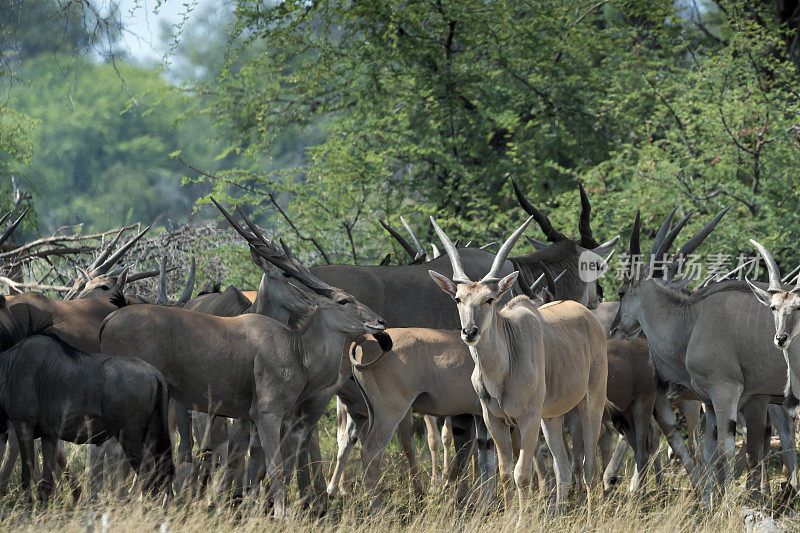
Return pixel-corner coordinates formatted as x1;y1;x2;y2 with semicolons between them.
747;240;800;350
428;215;532;345
613;206;729;339
73;267;129;300
212;199;389;346
511;179;619;309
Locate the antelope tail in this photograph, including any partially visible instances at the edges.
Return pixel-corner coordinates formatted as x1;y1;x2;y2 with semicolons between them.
605;400;631;437
349;336;392;370
348;336;377;441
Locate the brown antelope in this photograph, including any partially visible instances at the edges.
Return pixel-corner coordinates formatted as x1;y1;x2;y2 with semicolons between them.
100;211;387;517
428;215;608;512
509;180;618;309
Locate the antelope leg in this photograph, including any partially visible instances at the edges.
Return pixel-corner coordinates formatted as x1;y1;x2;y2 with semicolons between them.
480;406;513;510
603;436;628;492
328;402;363;497
423;415;444;487
541;416;572;512
397;409;423;496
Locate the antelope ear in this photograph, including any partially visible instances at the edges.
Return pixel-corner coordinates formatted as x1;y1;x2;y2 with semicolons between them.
746;278;773;307
288;305;317;333
497;271;519;299
373;332;393;351
429;270;457;298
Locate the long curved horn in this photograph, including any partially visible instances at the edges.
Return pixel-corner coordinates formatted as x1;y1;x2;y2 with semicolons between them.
782;264;800;284
666;207;730;280
212;198;338;297
513;262;539;299
126;268;164;283
481;216;533;283
158;257;170;305
649;206;678;259
400;217;425;256
510;178;566;242
652;211;692;261
527;272;547;294
430;217;470;283
578;184;599;248
538;262;557;299
177;256;196;304
238;213;337;296
750;239;782;292
0;208;27;249
649;211;693;278
379;219;417;259
524;234;548;251
629;210;641;257
0;210;12;228
93;226;150;275
716;258;755;282
89;227;127;272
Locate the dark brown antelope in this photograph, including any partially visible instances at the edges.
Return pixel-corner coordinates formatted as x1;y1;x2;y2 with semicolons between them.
509;179;618;309
429;215;608;512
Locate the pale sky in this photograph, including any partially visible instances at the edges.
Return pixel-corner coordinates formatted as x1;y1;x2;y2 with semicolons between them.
114;0;215;63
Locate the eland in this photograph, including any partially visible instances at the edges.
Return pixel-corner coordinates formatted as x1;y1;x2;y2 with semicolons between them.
428;215;609;512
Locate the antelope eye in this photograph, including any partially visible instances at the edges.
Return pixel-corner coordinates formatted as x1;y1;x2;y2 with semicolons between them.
618;288;625;297
454;297;461;303
771;306;777;311
338;299;348;305
485;298;494;305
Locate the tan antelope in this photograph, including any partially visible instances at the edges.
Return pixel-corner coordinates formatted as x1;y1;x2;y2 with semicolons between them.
746;240;800;487
348;266;562;505
747;240;800;359
428;215;608;512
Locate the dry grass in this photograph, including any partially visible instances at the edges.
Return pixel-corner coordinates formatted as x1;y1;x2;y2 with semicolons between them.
0;415;796;532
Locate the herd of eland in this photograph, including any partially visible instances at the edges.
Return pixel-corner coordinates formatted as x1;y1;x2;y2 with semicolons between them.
0;179;797;521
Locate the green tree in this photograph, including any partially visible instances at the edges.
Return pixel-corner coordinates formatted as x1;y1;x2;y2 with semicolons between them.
8;55;231;232
193;0;800;282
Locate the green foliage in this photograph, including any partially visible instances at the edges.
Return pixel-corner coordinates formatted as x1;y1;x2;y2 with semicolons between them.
193;0;800;286
6;55;232;232
0;0;106;60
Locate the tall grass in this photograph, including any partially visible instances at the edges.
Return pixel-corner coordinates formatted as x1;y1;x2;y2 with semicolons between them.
0;421;794;532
